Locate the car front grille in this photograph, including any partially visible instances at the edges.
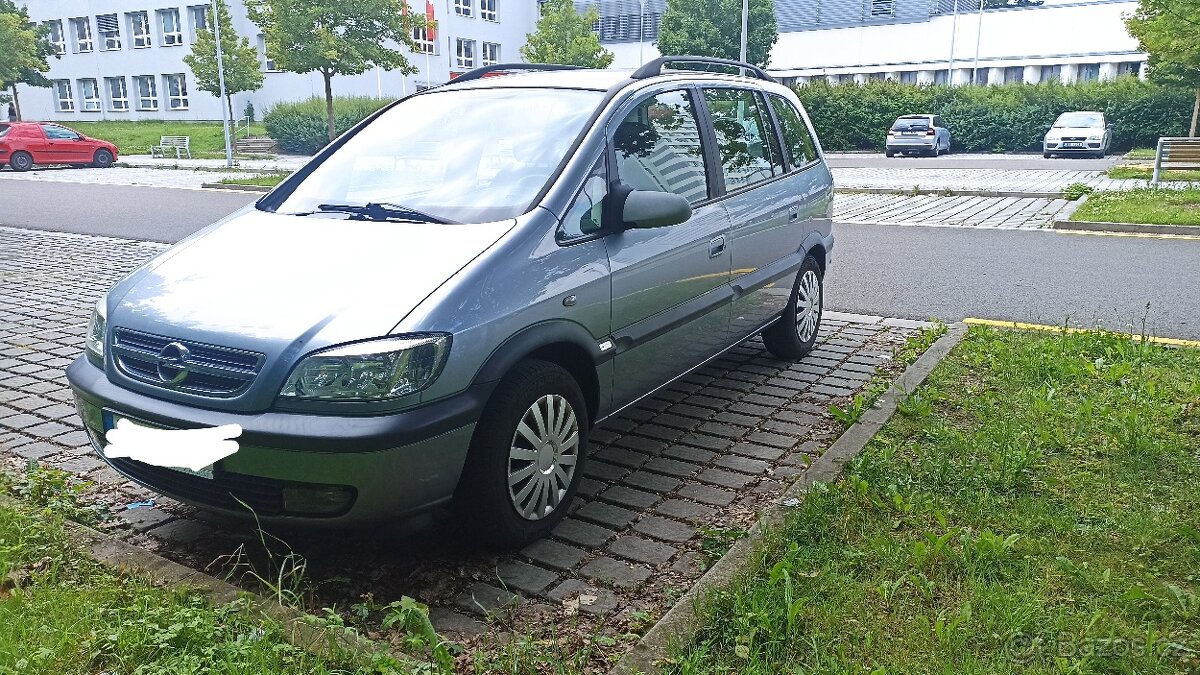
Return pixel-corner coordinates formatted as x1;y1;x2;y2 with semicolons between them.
109;456;286;516
112;327;264;397
1061;136;1087;142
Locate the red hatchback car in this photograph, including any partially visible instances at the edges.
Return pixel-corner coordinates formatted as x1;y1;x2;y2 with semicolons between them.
0;121;119;172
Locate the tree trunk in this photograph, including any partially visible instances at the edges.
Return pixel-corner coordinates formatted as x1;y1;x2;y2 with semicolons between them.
227;94;235;131
323;70;336;143
1191;88;1199;138
10;85;21;121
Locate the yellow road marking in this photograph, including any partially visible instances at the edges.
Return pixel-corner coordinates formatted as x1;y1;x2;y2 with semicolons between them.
963;318;1200;348
1057;230;1200;241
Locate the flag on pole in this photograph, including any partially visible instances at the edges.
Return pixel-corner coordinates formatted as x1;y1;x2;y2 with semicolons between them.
425;0;436;41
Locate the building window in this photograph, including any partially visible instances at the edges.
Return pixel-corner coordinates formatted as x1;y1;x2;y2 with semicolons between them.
899;71;917;84
69;17;93;53
1041;64;1061;82
159;8;183;46
53;80;75;112
106;77;129;111
455;38;475;68
97;13;122;50
454;0;472;16
189;5;211;36
256;35;278;70
46;20;65;55
1004;66;1024;83
1077;63;1100;82
165;73;189;110
934;69;948;85
129;11;152;48
135;75;158;110
481;0;497;21
482;41;500;66
972;68;988;85
870;0;895;17
79;79;102;111
1118;62;1142;77
412;27;434;54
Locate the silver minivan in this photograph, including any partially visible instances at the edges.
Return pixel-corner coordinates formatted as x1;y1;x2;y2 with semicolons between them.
67;57;835;545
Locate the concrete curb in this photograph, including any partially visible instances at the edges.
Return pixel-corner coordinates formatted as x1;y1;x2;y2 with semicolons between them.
607;323;969;675
1055;193;1089;222
201;182;273;193
0;494;410;668
1052;218;1200;236
836;186;1062;199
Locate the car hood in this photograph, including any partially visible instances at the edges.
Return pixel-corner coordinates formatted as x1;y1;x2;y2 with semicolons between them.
111;208;515;353
1047;126;1101;136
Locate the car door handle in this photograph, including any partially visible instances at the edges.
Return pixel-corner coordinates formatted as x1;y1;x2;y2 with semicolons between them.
709;235;726;258
788;206;801;222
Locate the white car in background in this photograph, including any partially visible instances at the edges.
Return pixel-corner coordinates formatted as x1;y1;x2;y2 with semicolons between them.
1043;111;1113;158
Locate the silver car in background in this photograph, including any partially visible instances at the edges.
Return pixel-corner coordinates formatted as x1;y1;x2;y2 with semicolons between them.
885;114;952;157
67;57;835;546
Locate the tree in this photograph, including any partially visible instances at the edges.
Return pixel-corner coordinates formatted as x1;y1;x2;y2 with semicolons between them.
520;0;613;68
1126;0;1200;136
656;0;778;68
184;0;264;124
0;0;57;120
245;0;421;142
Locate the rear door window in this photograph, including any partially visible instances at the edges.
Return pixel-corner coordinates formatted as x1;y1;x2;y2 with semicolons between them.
41;124;80;140
768;96;819;168
612;89;709;204
702;88;785;192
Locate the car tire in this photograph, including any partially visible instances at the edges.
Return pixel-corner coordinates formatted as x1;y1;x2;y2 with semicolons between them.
70;164;87;169
762;255;824;361
9;151;33;172
92;149;114;168
885;150;894;158
1043;152;1052;159
456;359;589;547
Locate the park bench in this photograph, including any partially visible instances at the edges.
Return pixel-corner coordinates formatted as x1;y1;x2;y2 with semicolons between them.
150;135;192;159
1152;137;1200;184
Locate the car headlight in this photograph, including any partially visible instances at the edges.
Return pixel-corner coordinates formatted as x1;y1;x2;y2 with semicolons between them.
1088;134;1102;141
278;334;451;401
85;298;107;360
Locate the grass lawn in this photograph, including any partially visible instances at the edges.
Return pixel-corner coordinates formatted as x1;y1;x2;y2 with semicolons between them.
1070;188;1200;225
220;173;288;187
671;327;1200;674
1106;165;1200;182
0;468;404;675
61;120;268;158
1124;147;1158;160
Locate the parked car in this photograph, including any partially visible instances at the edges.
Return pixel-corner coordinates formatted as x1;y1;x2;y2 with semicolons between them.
1043;111;1112;158
67;57;835;546
0;121;118;171
885;114;951;157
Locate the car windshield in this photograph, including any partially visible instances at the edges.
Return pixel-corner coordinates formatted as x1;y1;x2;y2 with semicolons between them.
268;88;603;223
1054;112;1104;128
891;117;929;130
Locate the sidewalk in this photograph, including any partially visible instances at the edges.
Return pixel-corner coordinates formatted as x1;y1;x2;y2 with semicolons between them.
831;167;1192;194
120;154;309;172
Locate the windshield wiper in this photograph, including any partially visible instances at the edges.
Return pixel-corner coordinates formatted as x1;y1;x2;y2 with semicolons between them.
307;202;450;224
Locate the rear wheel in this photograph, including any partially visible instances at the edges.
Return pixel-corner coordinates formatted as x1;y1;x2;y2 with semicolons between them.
92;149;114;168
456;360;588;547
884;149;895;158
1043;152;1052;159
762;255;824;360
9;151;33;172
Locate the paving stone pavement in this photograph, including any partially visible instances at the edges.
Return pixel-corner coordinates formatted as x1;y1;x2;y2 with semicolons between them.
0;165;268;189
834;192;1070;229
832;166;1194;193
0;225;930;654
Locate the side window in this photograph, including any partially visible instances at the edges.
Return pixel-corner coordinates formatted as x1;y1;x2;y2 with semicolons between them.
702;88;784;191
768;96;819;168
558;156;608;241
41;124;80;140
612;89;708;205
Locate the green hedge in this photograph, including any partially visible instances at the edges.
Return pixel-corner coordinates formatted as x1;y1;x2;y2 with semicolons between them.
263;96;393;155
794;78;1196;153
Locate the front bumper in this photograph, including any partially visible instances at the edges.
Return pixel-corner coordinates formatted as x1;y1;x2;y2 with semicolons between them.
67;357;488;526
1045;140;1102;153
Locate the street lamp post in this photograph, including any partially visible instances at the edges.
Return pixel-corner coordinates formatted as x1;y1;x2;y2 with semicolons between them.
947;0;960;85
739;0;748;65
639;0;645;65
212;2;233;168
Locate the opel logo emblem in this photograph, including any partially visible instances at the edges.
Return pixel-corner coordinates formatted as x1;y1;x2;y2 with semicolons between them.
156;342;190;385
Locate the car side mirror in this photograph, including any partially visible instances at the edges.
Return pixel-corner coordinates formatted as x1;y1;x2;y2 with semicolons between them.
621;190;691;229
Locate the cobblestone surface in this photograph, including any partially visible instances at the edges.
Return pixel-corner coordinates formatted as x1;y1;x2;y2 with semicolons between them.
0;225;927;667
834;193;1070;229
832;166;1191;192
0;165;268;189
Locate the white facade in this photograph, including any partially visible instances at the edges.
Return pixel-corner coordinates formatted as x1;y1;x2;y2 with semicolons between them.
597;0;1147;85
15;0;539;122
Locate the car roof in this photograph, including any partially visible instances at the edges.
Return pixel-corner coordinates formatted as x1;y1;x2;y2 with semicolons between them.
897;114;934;119
438;66;791;95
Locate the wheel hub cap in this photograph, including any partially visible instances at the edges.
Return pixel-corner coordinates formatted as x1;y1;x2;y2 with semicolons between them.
796;270;821;343
507;394;580;521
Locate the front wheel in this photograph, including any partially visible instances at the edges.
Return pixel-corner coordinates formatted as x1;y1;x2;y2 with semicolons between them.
884;149;895;158
92;149;114;168
455;360;588;547
1043;152;1052;159
9;151;33;172
762;255;824;360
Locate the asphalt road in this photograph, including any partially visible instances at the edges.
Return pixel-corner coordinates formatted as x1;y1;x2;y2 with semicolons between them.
826;223;1200;340
3;180;1197;339
824;152;1120;171
0;180;257;243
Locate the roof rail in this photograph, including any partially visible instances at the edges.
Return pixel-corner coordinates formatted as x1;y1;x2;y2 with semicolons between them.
630;56;775;82
446;63;583;85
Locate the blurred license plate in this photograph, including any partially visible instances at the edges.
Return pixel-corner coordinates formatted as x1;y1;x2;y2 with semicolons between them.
101;410;214;479
902;132;920;136
1062;142;1083;148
